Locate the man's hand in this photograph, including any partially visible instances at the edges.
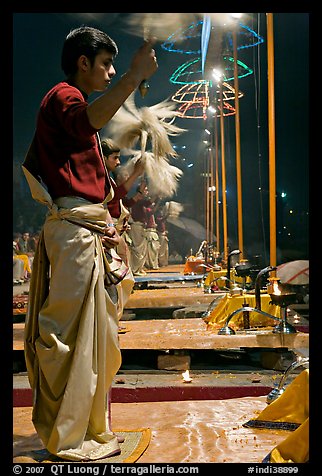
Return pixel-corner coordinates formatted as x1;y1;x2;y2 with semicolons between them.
128;38;158;84
132;158;145;177
102;225;121;249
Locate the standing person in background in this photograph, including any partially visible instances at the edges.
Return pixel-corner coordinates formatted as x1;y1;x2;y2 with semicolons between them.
155;205;169;267
13;255;25;285
22;25;157;461
17;231;36;269
114;166;148;265
13;233;32;283
13;232;33;280
29;231;40;251
143;195;160;270
100;138;145;266
17;231;35;254
126;185;150;276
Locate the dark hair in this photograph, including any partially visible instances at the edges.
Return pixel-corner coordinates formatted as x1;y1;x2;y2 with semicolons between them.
101;138;121;157
61;26;118;76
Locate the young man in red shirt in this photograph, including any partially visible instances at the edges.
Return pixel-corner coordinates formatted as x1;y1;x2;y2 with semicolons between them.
101;138;147;267
22;26;157;461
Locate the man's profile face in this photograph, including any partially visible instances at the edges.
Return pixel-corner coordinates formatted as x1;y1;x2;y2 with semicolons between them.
105;152;121;172
88;50;116;92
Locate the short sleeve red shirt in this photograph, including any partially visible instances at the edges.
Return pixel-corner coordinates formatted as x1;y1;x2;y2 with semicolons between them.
107;178;137;218
35;81;110;203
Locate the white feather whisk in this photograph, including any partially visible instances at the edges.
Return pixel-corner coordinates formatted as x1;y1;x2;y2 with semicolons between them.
164;201;184;218
106;93;186;198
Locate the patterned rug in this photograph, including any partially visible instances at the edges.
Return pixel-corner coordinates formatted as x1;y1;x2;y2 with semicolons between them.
13;293;29;315
13;428;151;464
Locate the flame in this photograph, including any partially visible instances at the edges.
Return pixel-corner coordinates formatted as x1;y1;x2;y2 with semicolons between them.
273;281;281;295
182;370;192;382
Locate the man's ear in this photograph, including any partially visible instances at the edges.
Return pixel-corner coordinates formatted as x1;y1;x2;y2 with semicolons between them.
78;55;89;72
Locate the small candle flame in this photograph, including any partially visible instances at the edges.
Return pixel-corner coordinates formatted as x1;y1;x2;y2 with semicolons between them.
273;281;281;295
182;370;192;382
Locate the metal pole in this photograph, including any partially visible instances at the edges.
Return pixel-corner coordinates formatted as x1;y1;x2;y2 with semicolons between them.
209;130;214;245
205;143;210;244
266;13;277;270
214;108;220;253
232;27;244;259
220;83;228;263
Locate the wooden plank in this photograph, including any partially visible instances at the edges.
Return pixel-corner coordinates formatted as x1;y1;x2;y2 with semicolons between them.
118;319;309;350
14;319;309;352
125;287;216;309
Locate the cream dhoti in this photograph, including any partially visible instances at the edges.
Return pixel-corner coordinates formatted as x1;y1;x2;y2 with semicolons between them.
127;221;148;274
145;227;161;270
22;167;134;461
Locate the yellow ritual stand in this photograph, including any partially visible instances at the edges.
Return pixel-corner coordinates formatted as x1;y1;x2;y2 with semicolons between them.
205;293;281;330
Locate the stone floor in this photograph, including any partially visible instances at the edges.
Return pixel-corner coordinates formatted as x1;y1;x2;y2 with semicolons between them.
12;263;309;465
14;395;292;464
13;317;309;353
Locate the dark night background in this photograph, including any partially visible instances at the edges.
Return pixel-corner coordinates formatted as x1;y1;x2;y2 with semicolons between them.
12;12;310;266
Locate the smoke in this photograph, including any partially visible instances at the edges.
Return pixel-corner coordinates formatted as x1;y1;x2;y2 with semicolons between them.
125;13;200;41
124;13;244;41
65;13;121;25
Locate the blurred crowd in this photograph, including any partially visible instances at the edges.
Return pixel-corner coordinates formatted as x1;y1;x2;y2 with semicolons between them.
13;231;39;285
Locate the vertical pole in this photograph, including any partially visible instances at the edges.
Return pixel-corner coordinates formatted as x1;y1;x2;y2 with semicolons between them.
232;27;244;259
266;13;277;269
205;144;210;244
209;131;214;246
214;109;220;253
220;83;228;263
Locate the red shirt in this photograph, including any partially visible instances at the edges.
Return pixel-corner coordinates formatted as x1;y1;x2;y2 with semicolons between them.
122;196;136;209
130;198;156;227
107;178;133;218
35;81;109;203
156;215;166;233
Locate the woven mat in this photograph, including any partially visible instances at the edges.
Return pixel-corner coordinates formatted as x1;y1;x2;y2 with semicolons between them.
13;428;151;464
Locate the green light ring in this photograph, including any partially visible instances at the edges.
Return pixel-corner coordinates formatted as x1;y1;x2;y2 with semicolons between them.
170;57;253;85
170;58;205;85
221;56;253;81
